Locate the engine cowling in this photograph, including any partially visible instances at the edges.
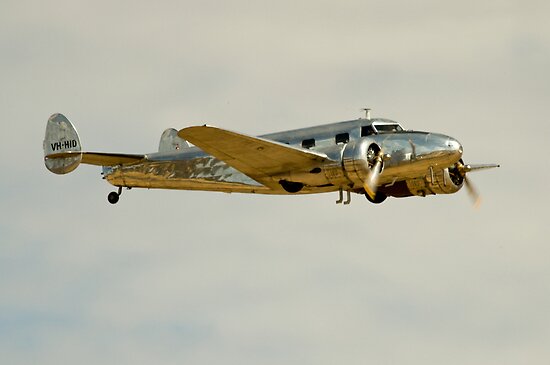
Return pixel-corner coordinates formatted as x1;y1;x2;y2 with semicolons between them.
403;163;464;197
341;138;382;189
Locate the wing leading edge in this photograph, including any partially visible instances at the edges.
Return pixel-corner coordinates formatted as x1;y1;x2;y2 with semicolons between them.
178;125;330;189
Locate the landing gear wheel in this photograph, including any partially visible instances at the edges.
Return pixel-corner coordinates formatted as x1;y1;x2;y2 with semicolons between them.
108;191;120;204
365;192;387;204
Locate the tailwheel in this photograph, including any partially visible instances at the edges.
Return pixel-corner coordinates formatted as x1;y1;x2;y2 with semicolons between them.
365;191;387;204
107;186;123;204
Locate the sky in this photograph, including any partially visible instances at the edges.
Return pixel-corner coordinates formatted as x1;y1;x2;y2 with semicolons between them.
1;0;549;364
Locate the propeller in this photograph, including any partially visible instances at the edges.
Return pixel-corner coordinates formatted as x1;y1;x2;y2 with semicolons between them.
464;176;481;208
363;150;383;200
455;161;499;207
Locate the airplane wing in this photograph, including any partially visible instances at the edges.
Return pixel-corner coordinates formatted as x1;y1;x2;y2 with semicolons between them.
178;125;330;188
46;151;145;166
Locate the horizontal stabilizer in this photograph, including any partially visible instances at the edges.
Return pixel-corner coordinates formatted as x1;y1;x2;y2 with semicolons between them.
46;151;145;166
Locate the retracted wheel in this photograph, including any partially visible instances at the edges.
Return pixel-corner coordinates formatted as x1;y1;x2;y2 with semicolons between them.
108;191;120;204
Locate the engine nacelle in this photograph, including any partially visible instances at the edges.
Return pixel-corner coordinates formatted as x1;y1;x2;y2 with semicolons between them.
402;164;464;197
341;138;381;189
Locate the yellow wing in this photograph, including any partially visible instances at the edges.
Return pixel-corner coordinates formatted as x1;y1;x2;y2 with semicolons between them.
178;125;329;188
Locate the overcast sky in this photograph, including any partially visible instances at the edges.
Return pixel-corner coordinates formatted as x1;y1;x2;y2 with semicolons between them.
1;1;549;364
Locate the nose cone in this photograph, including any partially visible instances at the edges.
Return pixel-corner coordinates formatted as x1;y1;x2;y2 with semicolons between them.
446;137;463;159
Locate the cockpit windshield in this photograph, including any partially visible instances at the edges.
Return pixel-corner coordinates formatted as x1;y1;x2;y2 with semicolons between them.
373;123;403;133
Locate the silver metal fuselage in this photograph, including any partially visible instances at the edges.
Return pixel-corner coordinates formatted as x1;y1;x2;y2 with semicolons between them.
103;118;463;198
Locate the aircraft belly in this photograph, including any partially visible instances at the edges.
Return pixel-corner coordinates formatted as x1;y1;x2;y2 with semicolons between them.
104;159;341;195
104;158;272;194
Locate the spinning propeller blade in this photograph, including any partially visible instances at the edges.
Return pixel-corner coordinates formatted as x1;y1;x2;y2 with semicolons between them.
464;176;481;208
456;161;499;207
364;152;383;200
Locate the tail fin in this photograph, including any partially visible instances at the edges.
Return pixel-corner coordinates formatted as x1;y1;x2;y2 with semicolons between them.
43;113;82;174
158;128;190;152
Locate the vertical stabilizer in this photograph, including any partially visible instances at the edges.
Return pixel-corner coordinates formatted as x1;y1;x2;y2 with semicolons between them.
43;113;82;174
159;128;190;152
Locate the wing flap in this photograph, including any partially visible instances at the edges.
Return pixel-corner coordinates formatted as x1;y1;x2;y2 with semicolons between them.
178;126;329;187
46;151;145;166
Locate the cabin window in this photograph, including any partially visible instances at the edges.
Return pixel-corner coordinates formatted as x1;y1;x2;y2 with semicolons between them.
335;133;349;144
302;138;315;149
361;125;375;136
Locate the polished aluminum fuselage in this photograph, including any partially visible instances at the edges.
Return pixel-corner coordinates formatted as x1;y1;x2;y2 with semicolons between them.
103;118;463;197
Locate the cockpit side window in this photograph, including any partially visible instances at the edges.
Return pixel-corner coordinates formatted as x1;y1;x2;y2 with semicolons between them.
361;125;375;137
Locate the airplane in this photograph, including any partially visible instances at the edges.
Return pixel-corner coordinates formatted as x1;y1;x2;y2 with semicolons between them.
43;110;499;205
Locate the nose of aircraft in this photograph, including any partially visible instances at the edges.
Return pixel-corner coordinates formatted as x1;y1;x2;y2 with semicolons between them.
446;137;463;159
